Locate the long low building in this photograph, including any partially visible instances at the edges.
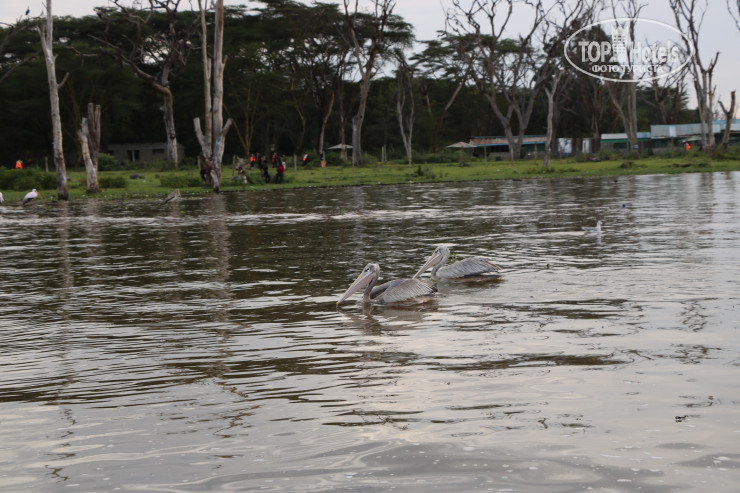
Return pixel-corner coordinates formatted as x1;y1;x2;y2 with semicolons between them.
601;120;739;153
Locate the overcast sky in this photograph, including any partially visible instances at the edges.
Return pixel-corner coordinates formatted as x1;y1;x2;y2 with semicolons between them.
1;0;738;118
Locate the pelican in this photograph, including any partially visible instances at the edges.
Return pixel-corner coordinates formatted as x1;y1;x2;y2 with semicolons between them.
582;221;602;234
22;189;41;205
337;263;436;305
162;189;181;204
413;246;502;281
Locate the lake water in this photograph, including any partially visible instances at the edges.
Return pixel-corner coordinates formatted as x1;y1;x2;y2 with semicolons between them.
1;172;739;492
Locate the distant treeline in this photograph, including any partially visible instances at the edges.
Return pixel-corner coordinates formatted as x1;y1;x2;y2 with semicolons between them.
0;1;697;168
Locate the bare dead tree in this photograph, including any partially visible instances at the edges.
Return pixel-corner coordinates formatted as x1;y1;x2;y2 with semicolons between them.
342;0;398;167
78;103;102;193
194;0;233;192
543;70;561;170
670;0;719;152
38;0;68;200
648;64;689;125
729;0;740;30
718;91;736;154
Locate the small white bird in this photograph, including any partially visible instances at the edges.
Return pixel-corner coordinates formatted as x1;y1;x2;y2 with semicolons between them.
582;220;602;234
22;189;41;205
0;191;4;204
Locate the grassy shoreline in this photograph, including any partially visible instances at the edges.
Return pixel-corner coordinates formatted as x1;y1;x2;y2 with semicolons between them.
2;153;740;203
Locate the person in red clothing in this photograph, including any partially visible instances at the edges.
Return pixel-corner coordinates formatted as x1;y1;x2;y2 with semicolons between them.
15;160;23;169
275;161;285;183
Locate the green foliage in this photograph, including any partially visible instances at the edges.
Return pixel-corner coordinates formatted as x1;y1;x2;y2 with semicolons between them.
98;175;128;189
0;168;57;191
159;174;202;188
97;153;120;171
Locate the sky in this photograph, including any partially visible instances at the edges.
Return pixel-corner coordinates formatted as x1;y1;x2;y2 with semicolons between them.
1;0;738;118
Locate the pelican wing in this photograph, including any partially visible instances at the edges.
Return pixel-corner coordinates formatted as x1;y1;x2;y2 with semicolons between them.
376;279;436;304
438;257;502;279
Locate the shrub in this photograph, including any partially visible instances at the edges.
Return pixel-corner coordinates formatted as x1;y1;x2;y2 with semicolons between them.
97;153;120;171
0;168;57;191
160;174;202;188
98;175;128;189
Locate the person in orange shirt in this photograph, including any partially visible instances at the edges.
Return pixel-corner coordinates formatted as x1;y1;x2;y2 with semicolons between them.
15;160;23;168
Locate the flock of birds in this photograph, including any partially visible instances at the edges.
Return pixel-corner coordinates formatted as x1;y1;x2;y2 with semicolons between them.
0;188;180;206
337;222;603;306
337;245;503;306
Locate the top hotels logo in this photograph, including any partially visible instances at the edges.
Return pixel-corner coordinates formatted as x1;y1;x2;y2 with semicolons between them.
564;18;693;82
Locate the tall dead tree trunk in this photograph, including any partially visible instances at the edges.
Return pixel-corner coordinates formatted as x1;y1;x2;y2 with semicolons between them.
78;103;101;193
395;51;414;168
194;0;233;192
719;91;736;154
38;0;68;200
543;72;561;171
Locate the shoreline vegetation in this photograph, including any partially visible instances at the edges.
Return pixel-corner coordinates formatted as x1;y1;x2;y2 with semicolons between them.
2;152;739;203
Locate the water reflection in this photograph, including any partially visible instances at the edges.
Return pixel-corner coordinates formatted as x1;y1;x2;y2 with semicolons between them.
1;172;740;491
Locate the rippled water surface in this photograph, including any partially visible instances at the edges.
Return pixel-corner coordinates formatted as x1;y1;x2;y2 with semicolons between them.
2;172;740;492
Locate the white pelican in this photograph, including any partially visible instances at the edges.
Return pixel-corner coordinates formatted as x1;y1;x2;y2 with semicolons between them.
162;189;181;204
22;189;41;205
413;246;502;281
582;221;602;234
337;263;436;305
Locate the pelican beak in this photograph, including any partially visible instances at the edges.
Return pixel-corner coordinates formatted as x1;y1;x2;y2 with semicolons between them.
413;251;444;279
337;269;375;304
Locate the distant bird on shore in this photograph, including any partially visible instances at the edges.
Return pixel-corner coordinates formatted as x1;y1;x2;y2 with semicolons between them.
413;245;502;281
162;189;180;204
22;189;41;205
0;192;4;204
582;221;602;234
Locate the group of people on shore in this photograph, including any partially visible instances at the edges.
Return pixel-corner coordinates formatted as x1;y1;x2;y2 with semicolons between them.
249;152;286;184
233;152;287;184
233;151;320;185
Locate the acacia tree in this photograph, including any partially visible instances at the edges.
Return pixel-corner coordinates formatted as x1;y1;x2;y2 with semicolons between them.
342;0;409;167
38;0;68;200
1;13;39;85
194;0;232;192
412;35;474;151
447;0;550;161
602;0;645;154
670;0;719;152
98;0;198;163
394;49;414;166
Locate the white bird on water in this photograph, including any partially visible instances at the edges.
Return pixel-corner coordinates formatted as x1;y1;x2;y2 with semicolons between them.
582;221;602;234
22;189;41;205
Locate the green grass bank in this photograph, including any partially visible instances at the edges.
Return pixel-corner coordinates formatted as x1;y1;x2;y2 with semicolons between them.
2;151;740;203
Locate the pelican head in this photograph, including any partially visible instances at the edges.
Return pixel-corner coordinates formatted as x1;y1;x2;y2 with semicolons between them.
337;263;379;305
413;246;450;279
